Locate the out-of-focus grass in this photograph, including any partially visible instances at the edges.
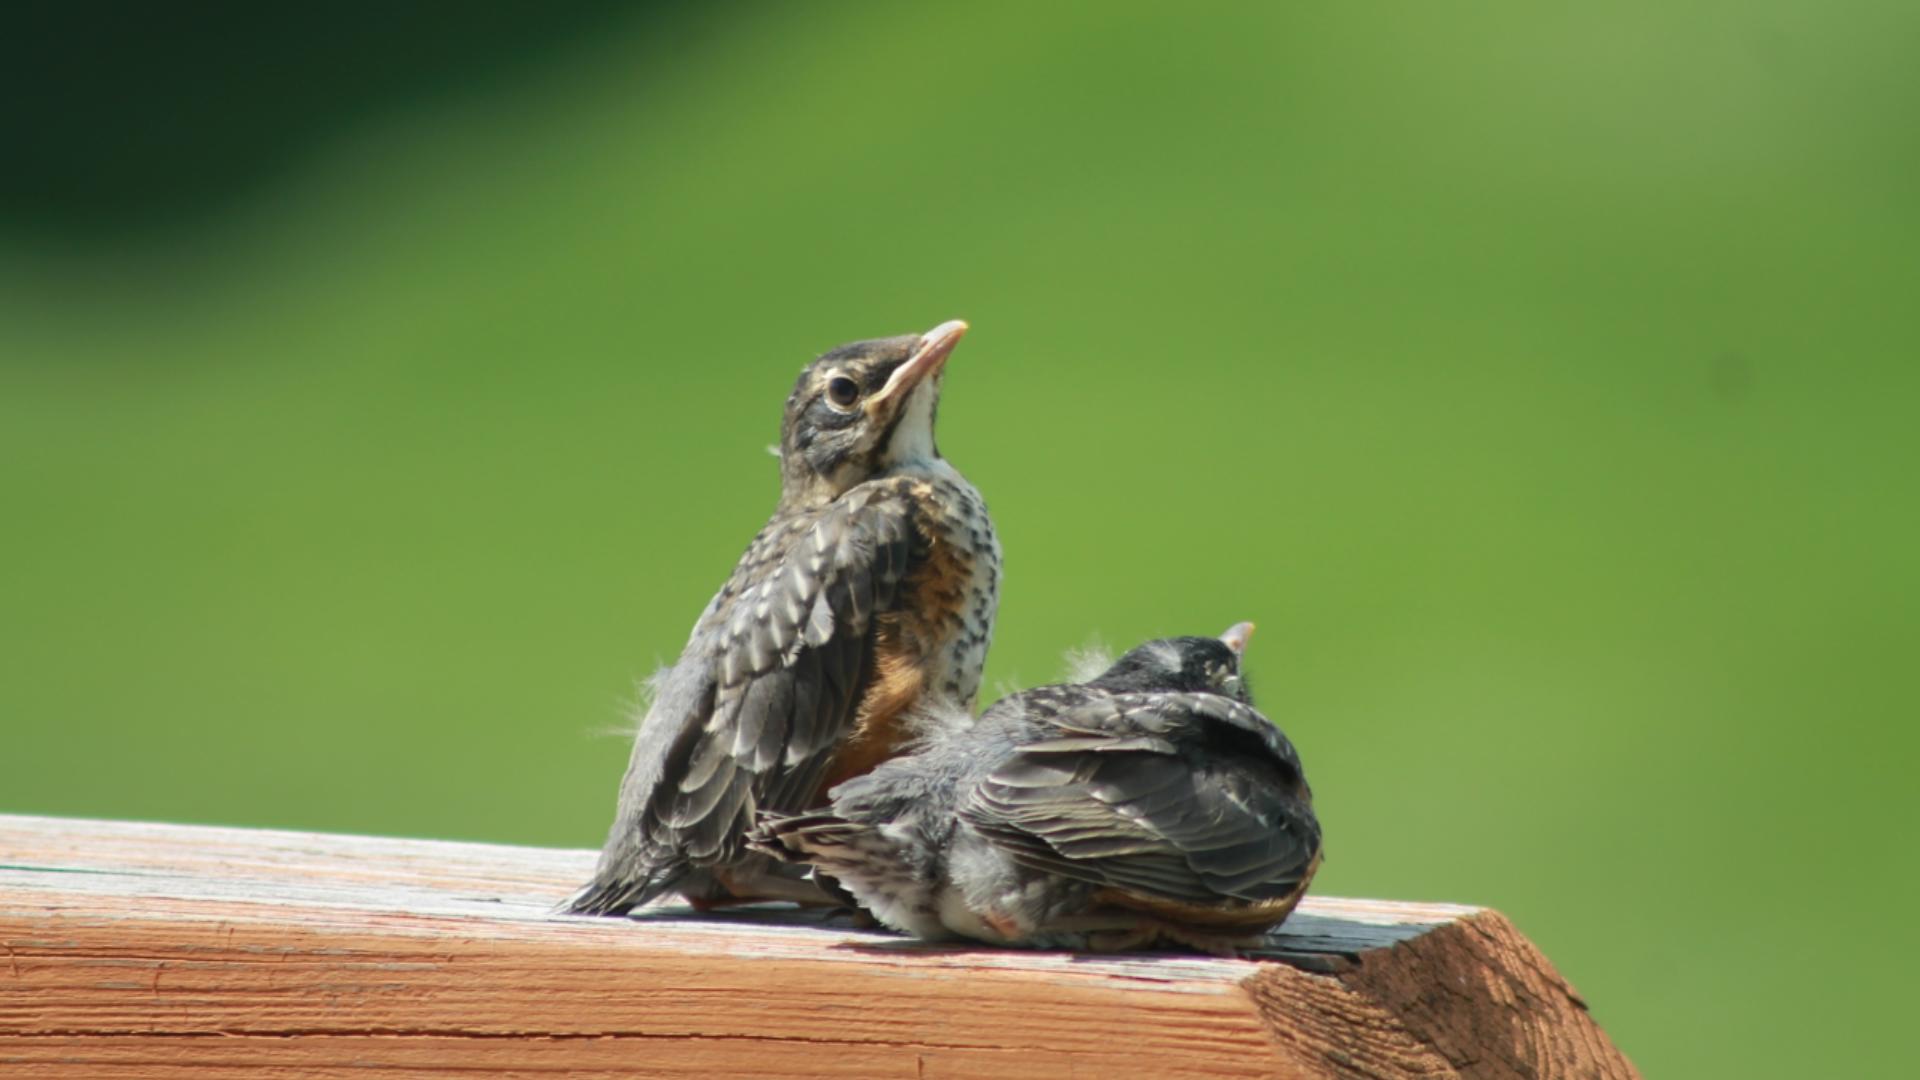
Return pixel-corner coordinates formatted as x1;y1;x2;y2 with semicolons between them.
2;4;1914;1076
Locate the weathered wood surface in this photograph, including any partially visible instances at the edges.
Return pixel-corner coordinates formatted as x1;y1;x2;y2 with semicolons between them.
0;814;1636;1079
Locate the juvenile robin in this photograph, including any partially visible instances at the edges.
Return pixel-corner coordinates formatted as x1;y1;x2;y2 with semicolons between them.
748;625;1323;954
566;320;1001;915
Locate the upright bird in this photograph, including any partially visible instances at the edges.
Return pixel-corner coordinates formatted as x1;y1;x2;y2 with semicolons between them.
567;320;1000;915
749;626;1323;954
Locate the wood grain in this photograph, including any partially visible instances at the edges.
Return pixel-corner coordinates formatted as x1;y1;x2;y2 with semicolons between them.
0;814;1636;1078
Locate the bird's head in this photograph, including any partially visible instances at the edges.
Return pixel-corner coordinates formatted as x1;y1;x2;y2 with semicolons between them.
1090;623;1256;703
776;319;968;504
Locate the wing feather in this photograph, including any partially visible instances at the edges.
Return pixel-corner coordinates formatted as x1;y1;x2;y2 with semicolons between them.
675;486;916;808
960;693;1319;908
569;484;920;914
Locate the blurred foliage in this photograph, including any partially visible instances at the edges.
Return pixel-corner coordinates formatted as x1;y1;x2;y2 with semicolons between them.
2;3;1914;1076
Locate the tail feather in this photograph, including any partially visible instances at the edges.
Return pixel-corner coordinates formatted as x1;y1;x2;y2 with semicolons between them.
558;862;688;917
750;810;943;938
747;811;889;872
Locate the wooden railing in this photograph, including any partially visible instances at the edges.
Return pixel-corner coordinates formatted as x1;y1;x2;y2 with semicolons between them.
0;814;1636;1078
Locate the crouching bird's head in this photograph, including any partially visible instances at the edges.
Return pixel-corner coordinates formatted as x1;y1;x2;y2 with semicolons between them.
778;319;968;504
1090;623;1257;703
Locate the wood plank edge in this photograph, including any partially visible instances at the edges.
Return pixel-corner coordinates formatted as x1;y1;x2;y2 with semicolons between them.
1237;909;1641;1080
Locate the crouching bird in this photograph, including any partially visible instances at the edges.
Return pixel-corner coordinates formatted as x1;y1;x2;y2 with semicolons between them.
748;625;1322;955
566;320;1000;915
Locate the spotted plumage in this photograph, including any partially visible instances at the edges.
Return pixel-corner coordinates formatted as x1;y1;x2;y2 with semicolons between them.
567;321;1000;915
749;626;1322;954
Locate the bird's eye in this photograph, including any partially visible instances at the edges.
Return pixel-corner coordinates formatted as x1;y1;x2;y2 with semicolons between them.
825;376;861;410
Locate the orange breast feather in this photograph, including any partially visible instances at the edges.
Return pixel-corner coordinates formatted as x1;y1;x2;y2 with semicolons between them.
818;497;972;795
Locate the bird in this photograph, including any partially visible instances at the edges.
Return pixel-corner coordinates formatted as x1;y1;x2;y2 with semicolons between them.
565;320;1001;916
748;624;1322;955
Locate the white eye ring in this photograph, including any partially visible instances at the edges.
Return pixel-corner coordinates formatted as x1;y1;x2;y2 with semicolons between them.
824;373;861;412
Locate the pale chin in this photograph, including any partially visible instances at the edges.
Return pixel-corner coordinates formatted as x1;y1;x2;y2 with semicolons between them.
879;379;940;467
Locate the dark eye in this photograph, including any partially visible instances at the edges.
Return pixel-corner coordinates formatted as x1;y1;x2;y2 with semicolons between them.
826;376;861;409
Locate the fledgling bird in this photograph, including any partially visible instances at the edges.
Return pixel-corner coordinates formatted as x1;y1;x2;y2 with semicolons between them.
749;625;1322;955
566;320;1001;915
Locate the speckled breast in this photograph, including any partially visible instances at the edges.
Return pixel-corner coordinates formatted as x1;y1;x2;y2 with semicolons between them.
822;462;999;790
904;464;1000;709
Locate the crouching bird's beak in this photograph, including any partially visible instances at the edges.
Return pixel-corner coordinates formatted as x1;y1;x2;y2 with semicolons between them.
1220;622;1256;655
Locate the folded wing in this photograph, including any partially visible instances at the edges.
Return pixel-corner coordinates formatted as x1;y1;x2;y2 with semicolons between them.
568;484;917;913
961;693;1319;907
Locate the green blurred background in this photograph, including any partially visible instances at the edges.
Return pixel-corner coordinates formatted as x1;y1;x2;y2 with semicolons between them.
3;3;1914;1074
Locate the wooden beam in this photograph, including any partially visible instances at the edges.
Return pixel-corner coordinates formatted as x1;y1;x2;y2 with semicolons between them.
0;814;1636;1078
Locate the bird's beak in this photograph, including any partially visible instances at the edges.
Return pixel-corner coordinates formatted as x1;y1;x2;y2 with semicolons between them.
1220;622;1256;655
869;319;968;411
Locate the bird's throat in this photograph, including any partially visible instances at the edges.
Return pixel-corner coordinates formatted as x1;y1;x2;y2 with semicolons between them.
876;381;941;469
